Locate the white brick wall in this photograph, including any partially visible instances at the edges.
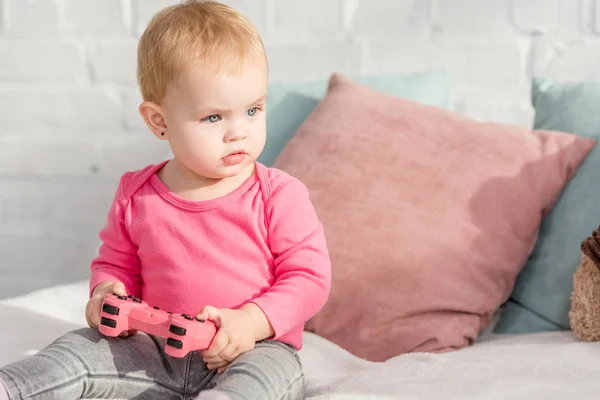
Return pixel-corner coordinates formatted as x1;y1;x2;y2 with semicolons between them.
1;0;599;297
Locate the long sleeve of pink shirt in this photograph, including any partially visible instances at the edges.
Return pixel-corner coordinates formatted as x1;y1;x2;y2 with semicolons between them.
89;161;331;349
250;178;331;339
90;172;142;298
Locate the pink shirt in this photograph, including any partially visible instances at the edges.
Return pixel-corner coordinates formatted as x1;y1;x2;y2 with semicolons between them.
89;160;331;349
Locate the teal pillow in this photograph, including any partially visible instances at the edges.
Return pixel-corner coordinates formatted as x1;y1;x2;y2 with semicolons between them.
259;70;452;166
494;78;600;333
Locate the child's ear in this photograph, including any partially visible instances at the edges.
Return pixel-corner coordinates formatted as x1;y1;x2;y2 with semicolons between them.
139;101;169;140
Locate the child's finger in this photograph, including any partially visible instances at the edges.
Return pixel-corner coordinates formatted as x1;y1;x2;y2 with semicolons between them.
203;353;225;364
207;360;228;369
110;281;127;296
217;365;230;374
218;342;238;363
85;298;101;328
202;331;229;359
196;306;221;325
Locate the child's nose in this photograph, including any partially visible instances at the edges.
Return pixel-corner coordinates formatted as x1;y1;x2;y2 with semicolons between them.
225;128;246;142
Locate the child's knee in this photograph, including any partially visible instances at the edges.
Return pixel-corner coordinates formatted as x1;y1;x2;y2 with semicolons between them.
214;342;305;400
54;327;104;346
42;327;113;362
241;340;305;387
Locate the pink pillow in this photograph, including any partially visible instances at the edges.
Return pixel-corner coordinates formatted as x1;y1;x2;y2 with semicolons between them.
273;73;595;362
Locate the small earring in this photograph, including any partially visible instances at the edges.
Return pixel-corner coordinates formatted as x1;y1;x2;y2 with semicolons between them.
161;132;165;136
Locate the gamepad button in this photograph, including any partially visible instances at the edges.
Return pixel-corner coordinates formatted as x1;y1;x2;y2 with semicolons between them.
169;324;187;336
182;314;193;321
100;317;117;328
153;306;160;310
195;317;205;322
132;298;142;303
166;338;183;349
117;295;127;301
102;304;120;316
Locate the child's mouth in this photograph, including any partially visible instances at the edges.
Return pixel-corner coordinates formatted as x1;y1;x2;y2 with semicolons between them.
222;151;247;166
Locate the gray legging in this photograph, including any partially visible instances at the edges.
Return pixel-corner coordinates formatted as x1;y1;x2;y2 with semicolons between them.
0;328;305;400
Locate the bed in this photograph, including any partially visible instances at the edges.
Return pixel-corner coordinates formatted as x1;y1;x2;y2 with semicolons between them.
1;281;599;400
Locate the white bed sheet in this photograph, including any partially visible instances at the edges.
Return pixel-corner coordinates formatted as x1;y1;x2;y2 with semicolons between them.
2;282;600;400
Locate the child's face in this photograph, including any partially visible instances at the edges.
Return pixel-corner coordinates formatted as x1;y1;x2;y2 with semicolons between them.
160;57;268;180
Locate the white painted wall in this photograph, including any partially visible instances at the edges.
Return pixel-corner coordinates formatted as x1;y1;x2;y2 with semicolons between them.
1;0;599;296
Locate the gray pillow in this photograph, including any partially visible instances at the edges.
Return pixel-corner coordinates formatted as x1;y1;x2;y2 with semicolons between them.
494;78;600;333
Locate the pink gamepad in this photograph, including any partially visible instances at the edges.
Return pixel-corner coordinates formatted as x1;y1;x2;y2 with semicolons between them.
98;293;217;358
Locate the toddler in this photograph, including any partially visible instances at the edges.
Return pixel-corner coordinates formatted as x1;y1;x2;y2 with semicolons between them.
0;1;331;399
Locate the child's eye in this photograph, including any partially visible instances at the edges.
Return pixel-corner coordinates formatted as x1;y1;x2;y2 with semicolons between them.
204;114;221;123
246;107;259;117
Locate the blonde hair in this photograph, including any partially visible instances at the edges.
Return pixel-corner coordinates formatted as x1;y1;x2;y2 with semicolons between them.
137;0;266;104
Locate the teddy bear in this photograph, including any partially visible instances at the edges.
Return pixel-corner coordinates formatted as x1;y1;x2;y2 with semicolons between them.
570;227;600;341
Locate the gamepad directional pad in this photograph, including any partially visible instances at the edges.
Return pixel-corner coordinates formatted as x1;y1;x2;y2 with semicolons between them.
98;293;216;357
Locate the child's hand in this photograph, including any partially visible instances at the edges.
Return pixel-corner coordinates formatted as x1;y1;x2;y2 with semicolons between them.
196;306;257;373
86;280;132;337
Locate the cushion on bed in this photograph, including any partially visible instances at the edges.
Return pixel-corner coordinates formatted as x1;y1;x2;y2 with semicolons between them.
496;78;600;333
260;70;452;166
273;73;595;362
